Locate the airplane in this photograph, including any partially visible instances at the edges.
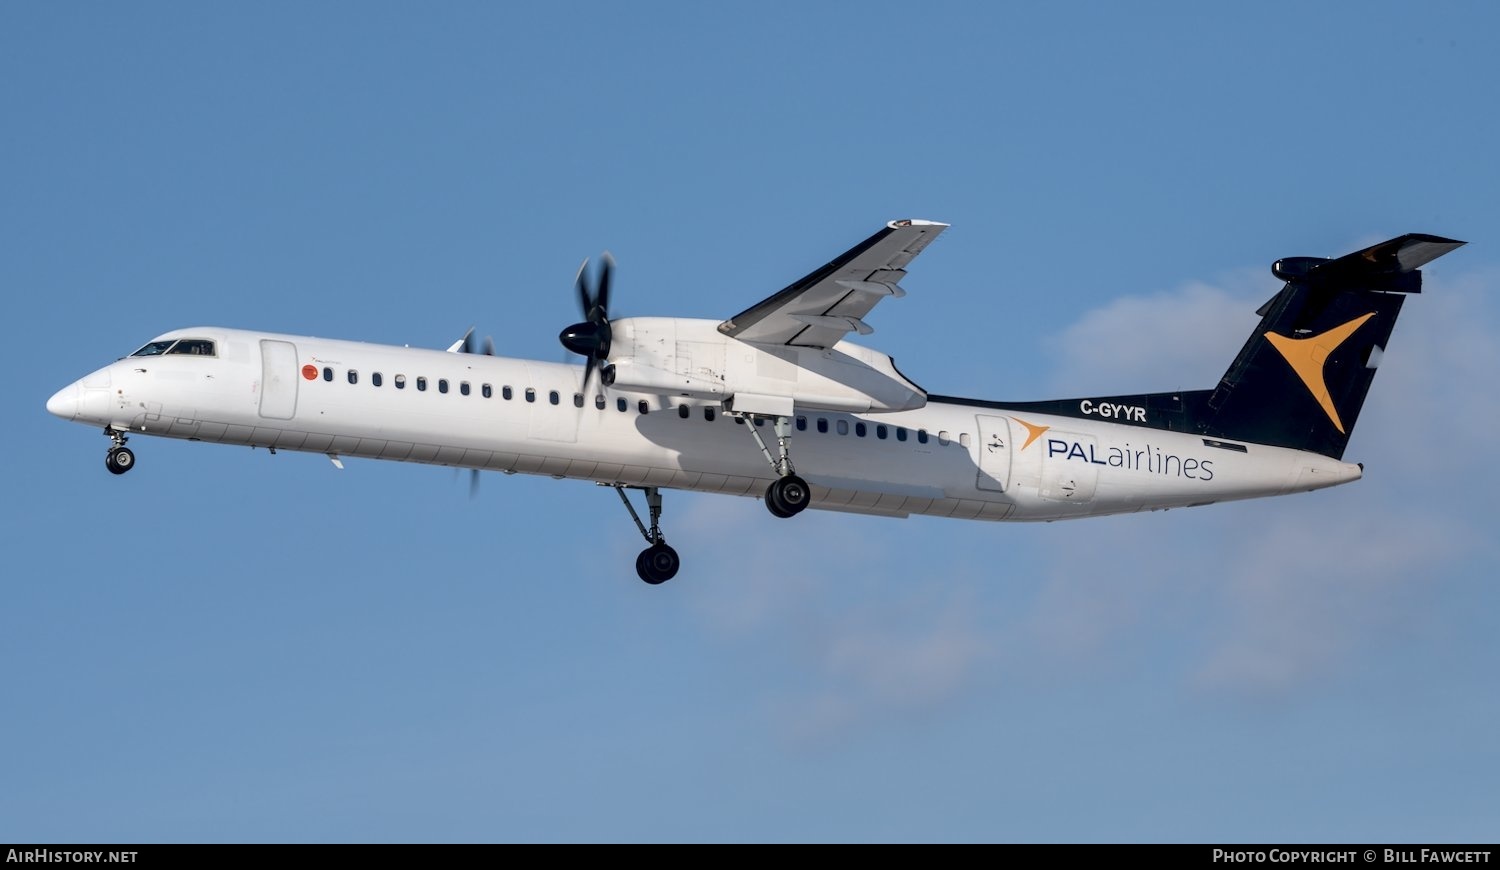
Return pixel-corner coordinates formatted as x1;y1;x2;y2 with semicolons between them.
45;220;1464;584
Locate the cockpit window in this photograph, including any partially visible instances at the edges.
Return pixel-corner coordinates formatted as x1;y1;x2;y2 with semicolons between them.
130;338;217;357
130;340;178;357
166;339;216;356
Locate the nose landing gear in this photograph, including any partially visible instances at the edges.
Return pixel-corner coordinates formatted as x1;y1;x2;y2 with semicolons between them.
103;428;135;475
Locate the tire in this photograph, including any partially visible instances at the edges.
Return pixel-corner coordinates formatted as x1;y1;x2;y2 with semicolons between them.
764;485;793;518
776;474;810;515
106;447;135;475
637;542;679;584
765;475;809;518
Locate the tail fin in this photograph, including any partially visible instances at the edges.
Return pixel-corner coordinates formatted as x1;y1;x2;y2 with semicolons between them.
1196;233;1464;458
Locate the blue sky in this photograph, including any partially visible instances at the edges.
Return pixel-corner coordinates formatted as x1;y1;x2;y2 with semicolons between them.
4;2;1498;842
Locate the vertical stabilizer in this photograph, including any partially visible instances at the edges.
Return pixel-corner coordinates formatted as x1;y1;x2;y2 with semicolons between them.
1197;234;1464;458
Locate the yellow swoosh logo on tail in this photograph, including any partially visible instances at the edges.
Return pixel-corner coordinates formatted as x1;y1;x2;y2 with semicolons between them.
1264;313;1374;434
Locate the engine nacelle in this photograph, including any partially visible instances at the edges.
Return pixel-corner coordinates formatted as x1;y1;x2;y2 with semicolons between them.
605;317;926;414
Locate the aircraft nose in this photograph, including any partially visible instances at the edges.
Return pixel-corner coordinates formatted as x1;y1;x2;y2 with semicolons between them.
46;383;80;420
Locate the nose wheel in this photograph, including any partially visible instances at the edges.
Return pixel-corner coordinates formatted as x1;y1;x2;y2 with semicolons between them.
103;428;135;475
105;447;135;475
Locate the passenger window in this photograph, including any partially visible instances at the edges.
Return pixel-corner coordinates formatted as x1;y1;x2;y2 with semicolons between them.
482;383;492;398
573;393;584;408
617;397;628;412
917;429;928;444
503;386;513;400
704;407;716;422
549;390;560;405
855;422;867;437
438;379;449;394
817;418;828;434
960;433;971;448
166;339;216;356
877;425;888;440
795;416;807;431
525;388;535;403
836;420;849;435
417;377;428;391
938;430;951;446
734;416;744;425
460;381;470;396
638;400;649;414
896;427;907;442
323;367;333;382
395;374;407;390
754;417;764;427
677;404;690;419
347;370;358;385
595;394;606;410
372;372;383;387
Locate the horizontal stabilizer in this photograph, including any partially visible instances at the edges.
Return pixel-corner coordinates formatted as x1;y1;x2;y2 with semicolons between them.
1313;233;1466;284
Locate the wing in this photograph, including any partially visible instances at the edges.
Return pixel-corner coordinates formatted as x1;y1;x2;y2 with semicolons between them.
717;219;948;348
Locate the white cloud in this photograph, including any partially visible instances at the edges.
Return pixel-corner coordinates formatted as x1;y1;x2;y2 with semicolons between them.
1191;507;1464;694
1350;268;1500;474
1044;269;1270;395
1022;264;1500;698
675;495;997;743
668;264;1500;731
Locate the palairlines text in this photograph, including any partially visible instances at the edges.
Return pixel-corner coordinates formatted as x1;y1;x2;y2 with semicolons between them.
1046;438;1215;481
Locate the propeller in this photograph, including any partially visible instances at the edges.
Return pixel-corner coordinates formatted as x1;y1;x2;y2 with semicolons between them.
454;328;493;497
459;329;496;356
453;467;481;499
559;252;616;392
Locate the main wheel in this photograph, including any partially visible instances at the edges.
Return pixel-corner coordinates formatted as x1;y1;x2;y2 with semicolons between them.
636;542;680;585
105;447;135;475
764;486;793;518
765;474;810;518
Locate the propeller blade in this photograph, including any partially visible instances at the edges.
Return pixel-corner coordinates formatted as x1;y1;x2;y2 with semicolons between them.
461;327;476;355
575;258;592;318
596;251;614;317
469;468;480;499
482;336;495;356
582;354;597;394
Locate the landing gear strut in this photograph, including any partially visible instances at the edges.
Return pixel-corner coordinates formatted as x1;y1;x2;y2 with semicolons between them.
609;484;680;585
733;413;811;518
104;428;135;475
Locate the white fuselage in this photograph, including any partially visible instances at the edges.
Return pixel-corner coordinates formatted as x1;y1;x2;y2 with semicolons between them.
46;325;1363;521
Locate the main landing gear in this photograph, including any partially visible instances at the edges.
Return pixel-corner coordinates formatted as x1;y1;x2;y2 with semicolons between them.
733;413;811;519
609;484;681;585
104;428;135;475
606;412;810;584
